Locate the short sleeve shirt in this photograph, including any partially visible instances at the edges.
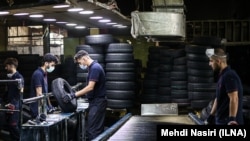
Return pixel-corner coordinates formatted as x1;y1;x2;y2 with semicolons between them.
30;67;48;97
86;61;106;99
216;66;244;125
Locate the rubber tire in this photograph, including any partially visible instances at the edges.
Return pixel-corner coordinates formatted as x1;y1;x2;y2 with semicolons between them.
52;78;77;113
84;34;114;45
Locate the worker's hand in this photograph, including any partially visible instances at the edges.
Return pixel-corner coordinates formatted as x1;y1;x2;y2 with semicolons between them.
205;114;215;125
63;92;76;103
5;103;15;114
228;117;238;125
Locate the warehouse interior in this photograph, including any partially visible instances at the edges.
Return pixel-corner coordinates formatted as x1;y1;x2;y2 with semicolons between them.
1;0;250;140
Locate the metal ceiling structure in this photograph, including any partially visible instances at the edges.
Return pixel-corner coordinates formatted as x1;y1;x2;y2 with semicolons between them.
0;0;131;30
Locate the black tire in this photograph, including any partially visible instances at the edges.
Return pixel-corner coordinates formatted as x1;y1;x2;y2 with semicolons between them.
187;68;214;77
89;54;105;63
106;81;135;90
84;34;114;45
106;72;135;81
185;45;210;54
186;53;209;62
107;99;134;109
76;45;104;54
188;76;214;83
105;63;135;72
174;57;187;65
106;90;135;100
51;78;77;113
187;61;211;70
105;53;134;63
106;43;133;53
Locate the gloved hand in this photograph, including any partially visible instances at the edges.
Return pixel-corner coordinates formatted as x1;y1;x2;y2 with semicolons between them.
63;92;76;103
228;117;238;125
5;103;15;114
205;114;215;125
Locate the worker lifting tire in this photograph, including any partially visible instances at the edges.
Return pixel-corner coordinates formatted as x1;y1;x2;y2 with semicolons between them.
52;78;77;113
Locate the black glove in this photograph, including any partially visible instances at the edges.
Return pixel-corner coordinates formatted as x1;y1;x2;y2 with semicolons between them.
63;92;76;103
205;114;215;125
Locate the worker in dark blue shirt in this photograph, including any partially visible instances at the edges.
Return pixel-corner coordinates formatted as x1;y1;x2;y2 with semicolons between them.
4;58;24;141
205;48;244;125
63;50;107;140
29;53;58;118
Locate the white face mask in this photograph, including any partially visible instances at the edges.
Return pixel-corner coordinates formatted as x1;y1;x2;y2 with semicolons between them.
46;66;55;73
79;64;87;70
7;73;13;78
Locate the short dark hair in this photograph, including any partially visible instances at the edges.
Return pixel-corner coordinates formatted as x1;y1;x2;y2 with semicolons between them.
41;53;58;65
74;50;89;61
4;58;18;68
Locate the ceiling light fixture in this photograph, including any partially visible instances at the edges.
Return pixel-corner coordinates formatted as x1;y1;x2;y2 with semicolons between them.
117;25;128;28
66;23;77;26
43;18;56;22
56;21;67;24
90;16;103;20
53;5;70;8
68;8;84;12
106;22;117;25
0;11;9;15
13;13;29;16
98;19;111;23
75;26;86;29
79;11;94;15
29;14;44;18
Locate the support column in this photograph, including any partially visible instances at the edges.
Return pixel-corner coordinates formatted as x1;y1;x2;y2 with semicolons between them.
0;25;7;51
43;24;50;54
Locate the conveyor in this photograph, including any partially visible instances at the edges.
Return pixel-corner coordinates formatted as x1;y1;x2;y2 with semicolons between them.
94;112;204;141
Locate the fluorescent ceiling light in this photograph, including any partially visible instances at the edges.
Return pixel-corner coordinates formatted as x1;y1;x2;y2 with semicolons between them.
66;23;77;26
117;25;128;28
79;11;94;15
90;16;103;20
75;26;86;29
53;5;70;8
113;24;123;27
13;13;29;16
99;19;111;23
68;8;84;12
56;21;67;24
0;11;9;15
106;22;117;25
29;14;44;18
43;18;56;22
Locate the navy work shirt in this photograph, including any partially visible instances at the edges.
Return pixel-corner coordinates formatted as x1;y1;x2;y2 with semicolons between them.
7;71;24;104
30;67;48;97
216;66;244;125
86;61;106;100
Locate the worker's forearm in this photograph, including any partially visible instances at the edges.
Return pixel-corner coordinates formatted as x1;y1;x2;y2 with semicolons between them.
229;97;238;117
75;85;94;97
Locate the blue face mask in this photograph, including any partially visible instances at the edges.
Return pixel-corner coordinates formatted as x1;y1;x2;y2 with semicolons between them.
46;66;55;73
79;64;87;70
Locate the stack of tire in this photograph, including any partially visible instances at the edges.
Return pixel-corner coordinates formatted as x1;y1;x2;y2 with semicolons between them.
243;87;250;125
185;45;216;110
75;34;114;90
140;46;161;103
105;43;136;109
170;48;189;107
156;47;173;103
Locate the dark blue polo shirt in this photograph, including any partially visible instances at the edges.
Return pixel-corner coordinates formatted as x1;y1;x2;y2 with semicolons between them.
216;66;244;125
86;61;106;100
7;71;24;103
29;67;48;118
30;67;48;97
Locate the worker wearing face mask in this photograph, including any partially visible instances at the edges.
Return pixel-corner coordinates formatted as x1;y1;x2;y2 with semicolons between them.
29;53;58;119
4;58;24;141
63;50;107;141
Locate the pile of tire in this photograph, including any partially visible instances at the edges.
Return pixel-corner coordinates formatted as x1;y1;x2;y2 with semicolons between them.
105;43;136;109
170;48;190;107
140;46;162;103
185;44;216;110
156;47;173;103
243;86;250;124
